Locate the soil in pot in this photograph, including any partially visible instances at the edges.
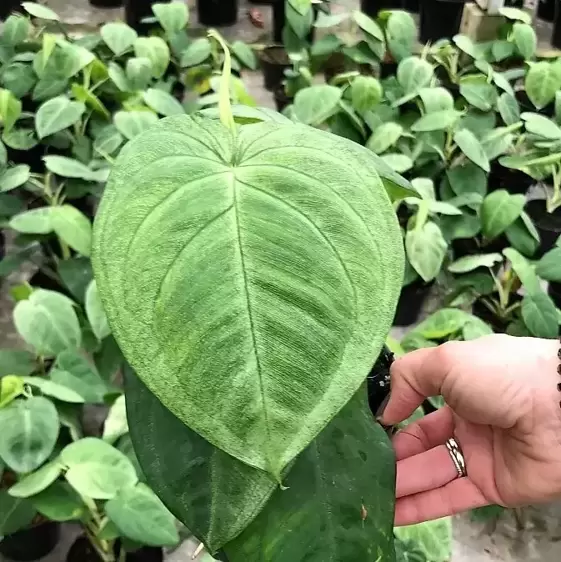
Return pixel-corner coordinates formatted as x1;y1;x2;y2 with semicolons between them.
393;279;434;327
488;162;534;195
89;0;123;7
66;536;163;562
420;0;466;44
367;346;394;415
273;86;293;112
260;46;290;91
0;522;60;562
197;0;238;27
524;199;561;257
538;0;556;22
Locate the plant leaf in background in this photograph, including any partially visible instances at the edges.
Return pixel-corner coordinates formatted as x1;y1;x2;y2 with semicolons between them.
406;222;447;282
0;397;59;473
521;291;559;339
152;1;189;38
134;36;170;78
8;459;63;498
93;114;403;479
126;361;276;552
394;518;452;562
13;289;82;356
225;388;396;562
481;190;525;240
293;85;342;125
35;96;85;139
525;60;561;109
0;492;36;536
85;279;111;340
100;22;138;56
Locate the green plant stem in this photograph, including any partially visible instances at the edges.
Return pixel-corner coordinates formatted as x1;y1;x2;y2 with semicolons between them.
207;29;235;133
58;238;71;260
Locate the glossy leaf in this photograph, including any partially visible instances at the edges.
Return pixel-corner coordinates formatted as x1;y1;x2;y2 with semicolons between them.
35;96;85;139
51;205;92;256
406;222;447;282
106;483;179;546
100;22;137;55
293;85;342;126
225;388;396;562
103;395;128;444
0;88;22;135
9;460;63;498
0;397;59;473
93;115;404;478
481;190;525;240
134;37;170;78
460;77;498;112
30;481;84;521
536;247;561;281
448;253;503;274
126;369;275;551
525;61;561;110
22;376;85;403
454;128;490;172
22;2;59;20
351;76;383;114
522;112;561;140
61;437;138;500
521;291;559;339
153;1;189;36
512;23;537;59
114;110;159;140
143;88;185;117
50;350;107;404
0;164;30;192
85;280;111;340
13;289;81;356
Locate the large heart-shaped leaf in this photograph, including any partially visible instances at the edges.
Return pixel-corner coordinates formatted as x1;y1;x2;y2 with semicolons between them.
225;387;396;562
93;115;403;478
125;368;276;552
0;397;59;473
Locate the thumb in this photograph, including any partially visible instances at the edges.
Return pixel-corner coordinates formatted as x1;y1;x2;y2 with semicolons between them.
379;344;455;425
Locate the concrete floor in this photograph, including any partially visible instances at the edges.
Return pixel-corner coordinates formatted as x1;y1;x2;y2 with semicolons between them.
2;0;561;561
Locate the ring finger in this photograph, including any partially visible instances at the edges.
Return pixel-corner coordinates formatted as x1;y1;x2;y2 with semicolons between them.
396;443;462;499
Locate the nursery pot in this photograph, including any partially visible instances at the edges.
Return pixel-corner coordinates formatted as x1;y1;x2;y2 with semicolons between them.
0;0;22;20
359;0;402;18
367;346;394;415
125;0;169;33
393;279;434;327
525;199;561;257
260;46;290;91
0;522;60;561
488;162;534;195
538;0;556;22
197;0;238;27
66;536;164;562
403;0;419;12
273;86;293;112
420;0;466;44
89;0;123;7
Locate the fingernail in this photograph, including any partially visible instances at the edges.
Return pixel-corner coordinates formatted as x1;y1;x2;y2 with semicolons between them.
375;393;391;421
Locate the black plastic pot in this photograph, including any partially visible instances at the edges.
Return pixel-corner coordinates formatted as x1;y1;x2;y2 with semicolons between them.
273;86;293;112
538;0;556;22
0;0;22;19
89;0;123;7
488;162;534;195
552;0;561;49
360;0;402;18
403;0;419;12
420;0;466;44
0;522;60;561
125;0;169;33
380;61;398;79
66;536;163;562
367;346;394;415
393;279;434;327
260;47;290;91
525;199;561;257
197;0;238;27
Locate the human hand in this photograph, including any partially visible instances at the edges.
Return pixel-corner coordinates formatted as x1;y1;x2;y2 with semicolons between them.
378;335;561;526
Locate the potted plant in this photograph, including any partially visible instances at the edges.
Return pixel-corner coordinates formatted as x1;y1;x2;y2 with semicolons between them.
0;0;22;20
197;0;238;27
420;0;467;44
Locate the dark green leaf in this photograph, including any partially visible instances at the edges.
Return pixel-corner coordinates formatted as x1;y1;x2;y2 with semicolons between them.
521;291;559;338
481;190;525;240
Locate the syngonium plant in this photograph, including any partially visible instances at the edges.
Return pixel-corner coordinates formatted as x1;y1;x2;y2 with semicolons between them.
92;31;414;561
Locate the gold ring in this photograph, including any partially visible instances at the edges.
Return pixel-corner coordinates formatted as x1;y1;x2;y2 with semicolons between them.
446;437;467;478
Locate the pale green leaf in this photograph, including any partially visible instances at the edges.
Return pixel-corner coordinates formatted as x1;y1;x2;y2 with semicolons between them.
143;88;185;117
0;376;25;408
102;395;128;444
397;57;434;95
460;76;498;112
0;397;59;473
30;481;84;522
351;76;383;114
411;110;461;132
85;280;111;341
512;23;537;59
352;10;384;41
293;85;342;126
0;165;30;192
44;155;99;181
100;22;138;56
521;291;559;338
114;110;159;140
525;61;561;110
481;190;525;239
454;128;490;171
0;88;22;135
22;2;59;20
395;518;452;562
51;205;92;256
497;93;520;126
10;207;53;234
503;247;540;293
419;87;454;113
536;247;561;281
8;460;63;498
92;116;404;478
180;38;211;67
134;37;170;78
367;122;403;153
22;376;85;403
448;253;503;273
152;1;188;36
406;222;447;282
